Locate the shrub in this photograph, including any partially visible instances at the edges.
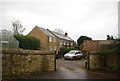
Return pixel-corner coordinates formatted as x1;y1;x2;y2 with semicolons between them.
14;35;40;50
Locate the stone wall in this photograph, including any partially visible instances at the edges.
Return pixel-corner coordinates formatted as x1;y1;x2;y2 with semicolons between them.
89;52;105;70
88;51;119;72
2;49;56;79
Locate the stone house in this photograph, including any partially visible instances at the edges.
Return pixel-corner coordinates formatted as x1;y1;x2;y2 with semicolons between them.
28;26;75;51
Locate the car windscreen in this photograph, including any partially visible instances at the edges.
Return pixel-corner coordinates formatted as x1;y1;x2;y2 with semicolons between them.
68;51;75;54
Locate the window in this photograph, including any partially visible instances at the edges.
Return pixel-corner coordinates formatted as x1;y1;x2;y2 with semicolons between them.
64;42;66;46
71;42;73;46
67;42;69;46
1;41;9;44
54;47;56;50
60;39;62;45
49;36;52;42
49;46;52;51
54;37;56;42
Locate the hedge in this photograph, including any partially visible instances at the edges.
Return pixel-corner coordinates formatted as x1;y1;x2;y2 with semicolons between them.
14;35;40;50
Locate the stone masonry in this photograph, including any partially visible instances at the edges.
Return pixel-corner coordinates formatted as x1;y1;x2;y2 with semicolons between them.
2;49;56;79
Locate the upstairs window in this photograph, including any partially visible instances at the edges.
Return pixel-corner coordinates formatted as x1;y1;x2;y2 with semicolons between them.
60;39;62;45
54;37;56;43
49;36;52;42
64;42;66;46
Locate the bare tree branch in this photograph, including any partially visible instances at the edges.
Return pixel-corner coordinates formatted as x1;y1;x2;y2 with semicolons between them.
12;19;25;35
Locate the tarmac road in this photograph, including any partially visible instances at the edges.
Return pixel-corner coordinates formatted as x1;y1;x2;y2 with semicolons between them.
28;58;119;79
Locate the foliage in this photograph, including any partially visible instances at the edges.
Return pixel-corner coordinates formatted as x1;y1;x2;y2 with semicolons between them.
67;67;75;71
106;35;114;40
12;19;25;35
77;35;92;49
100;39;120;55
59;47;77;56
53;28;64;34
14;35;40;50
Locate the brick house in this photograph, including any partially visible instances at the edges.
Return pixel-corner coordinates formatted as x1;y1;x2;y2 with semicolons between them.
28;26;75;51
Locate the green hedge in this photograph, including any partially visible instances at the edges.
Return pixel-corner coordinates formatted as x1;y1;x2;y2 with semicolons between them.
14;35;40;50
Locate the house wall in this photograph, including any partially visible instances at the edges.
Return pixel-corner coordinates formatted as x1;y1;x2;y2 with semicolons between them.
2;49;56;79
28;26;75;51
28;26;48;50
48;36;58;51
58;39;74;49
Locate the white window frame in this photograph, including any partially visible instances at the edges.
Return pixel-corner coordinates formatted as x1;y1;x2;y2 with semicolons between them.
60;39;62;45
49;36;52;42
67;42;69;46
71;43;73;46
54;47;56;50
64;42;66;45
54;37;56;43
49;46;53;51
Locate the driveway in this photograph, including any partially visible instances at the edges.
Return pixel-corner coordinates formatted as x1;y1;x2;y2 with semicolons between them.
28;58;119;79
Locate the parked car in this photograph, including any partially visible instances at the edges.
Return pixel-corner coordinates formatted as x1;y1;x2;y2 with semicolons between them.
64;50;83;60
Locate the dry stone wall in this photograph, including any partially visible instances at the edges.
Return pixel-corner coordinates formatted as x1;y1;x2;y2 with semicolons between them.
2;49;56;79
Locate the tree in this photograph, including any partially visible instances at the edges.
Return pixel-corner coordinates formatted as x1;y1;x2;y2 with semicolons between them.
53;28;64;34
107;35;114;40
12;19;25;35
77;36;92;49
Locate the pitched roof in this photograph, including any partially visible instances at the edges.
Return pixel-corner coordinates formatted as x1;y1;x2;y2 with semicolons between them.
37;26;74;41
38;27;55;37
49;31;74;41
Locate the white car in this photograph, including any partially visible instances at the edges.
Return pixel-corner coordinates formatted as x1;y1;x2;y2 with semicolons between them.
64;50;83;60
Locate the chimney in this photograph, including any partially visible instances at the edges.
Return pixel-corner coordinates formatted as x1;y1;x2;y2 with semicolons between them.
65;32;68;36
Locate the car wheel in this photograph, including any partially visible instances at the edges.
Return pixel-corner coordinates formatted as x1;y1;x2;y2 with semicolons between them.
79;58;81;60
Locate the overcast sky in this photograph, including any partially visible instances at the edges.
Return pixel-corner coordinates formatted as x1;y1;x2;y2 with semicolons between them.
0;0;119;41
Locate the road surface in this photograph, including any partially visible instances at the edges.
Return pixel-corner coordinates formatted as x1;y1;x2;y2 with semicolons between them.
28;58;119;79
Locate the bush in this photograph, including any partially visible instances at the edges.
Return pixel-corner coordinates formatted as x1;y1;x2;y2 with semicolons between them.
14;35;40;50
59;47;77;56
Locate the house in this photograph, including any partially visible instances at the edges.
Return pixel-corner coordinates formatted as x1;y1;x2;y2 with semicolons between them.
28;26;75;51
49;30;75;49
0;30;19;49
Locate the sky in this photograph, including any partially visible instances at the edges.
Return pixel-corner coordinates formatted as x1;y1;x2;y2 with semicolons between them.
0;0;119;41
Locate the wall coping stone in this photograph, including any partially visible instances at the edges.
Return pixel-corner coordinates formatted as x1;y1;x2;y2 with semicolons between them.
2;48;54;55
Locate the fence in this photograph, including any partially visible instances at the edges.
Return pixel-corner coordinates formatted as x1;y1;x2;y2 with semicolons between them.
2;49;56;79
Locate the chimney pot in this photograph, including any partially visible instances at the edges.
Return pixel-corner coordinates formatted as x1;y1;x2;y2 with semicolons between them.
65;32;68;36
